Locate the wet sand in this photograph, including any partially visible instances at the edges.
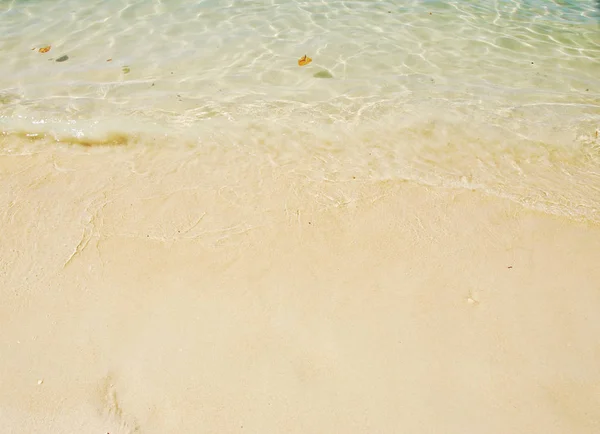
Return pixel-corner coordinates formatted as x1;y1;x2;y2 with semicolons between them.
1;144;600;433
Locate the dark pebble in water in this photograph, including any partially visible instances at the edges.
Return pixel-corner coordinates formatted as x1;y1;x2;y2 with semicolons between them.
56;55;69;62
313;70;333;79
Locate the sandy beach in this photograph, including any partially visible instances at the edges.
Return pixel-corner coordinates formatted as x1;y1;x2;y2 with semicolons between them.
1;143;599;433
2;0;600;431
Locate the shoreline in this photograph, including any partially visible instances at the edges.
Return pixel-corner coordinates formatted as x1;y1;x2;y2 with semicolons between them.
1;144;599;433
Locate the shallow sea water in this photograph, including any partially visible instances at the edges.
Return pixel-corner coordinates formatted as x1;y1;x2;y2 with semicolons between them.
0;0;599;220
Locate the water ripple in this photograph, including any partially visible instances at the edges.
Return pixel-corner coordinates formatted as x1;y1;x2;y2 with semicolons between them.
1;0;599;220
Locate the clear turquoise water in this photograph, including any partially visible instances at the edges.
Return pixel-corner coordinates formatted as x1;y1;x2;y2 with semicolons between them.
1;0;599;220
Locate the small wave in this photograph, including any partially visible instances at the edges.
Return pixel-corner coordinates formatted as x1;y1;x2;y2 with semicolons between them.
2;130;132;147
1;112;598;224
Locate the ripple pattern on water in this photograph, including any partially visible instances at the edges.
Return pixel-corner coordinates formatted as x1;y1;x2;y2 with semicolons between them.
0;0;599;221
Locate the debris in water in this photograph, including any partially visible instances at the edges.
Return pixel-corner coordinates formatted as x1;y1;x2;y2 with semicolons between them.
122;66;131;74
107;58;112;62
313;70;333;79
39;46;51;53
56;55;69;62
298;55;312;66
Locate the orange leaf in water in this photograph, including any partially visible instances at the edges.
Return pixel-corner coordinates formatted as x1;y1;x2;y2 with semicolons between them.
298;55;312;66
39;46;51;53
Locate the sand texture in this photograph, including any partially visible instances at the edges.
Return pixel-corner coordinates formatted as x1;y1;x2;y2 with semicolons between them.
1;145;599;433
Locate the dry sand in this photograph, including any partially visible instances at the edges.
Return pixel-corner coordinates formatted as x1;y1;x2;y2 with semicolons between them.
1;144;599;433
